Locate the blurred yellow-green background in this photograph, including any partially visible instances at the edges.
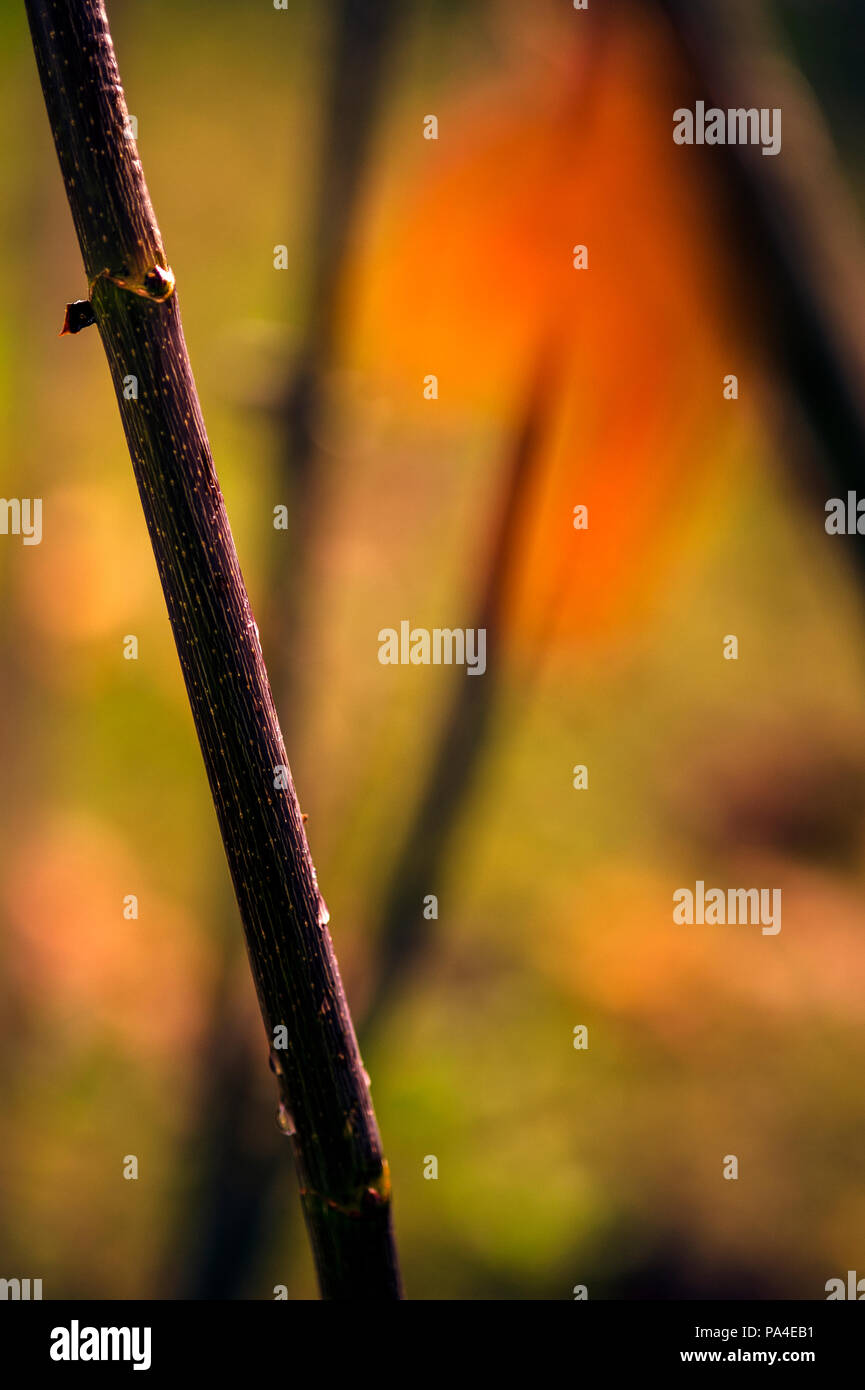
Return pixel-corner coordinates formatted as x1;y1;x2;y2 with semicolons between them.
2;0;865;1299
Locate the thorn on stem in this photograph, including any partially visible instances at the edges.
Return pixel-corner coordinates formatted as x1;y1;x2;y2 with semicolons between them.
60;299;97;336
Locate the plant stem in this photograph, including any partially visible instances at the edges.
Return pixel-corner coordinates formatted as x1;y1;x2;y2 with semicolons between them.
25;0;401;1300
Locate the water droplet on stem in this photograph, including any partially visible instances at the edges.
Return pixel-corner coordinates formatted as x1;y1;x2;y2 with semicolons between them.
276;1102;296;1137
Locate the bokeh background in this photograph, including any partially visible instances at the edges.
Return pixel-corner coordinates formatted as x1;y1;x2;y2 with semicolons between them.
2;0;865;1299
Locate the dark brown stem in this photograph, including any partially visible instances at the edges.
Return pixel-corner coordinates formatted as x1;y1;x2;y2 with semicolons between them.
24;0;401;1300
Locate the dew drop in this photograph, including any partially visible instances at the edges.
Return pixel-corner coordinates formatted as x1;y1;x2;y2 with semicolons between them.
276;1102;296;1137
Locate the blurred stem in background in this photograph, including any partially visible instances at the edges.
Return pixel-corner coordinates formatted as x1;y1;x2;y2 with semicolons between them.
651;0;865;563
360;349;557;1039
357;8;615;1037
268;0;400;724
